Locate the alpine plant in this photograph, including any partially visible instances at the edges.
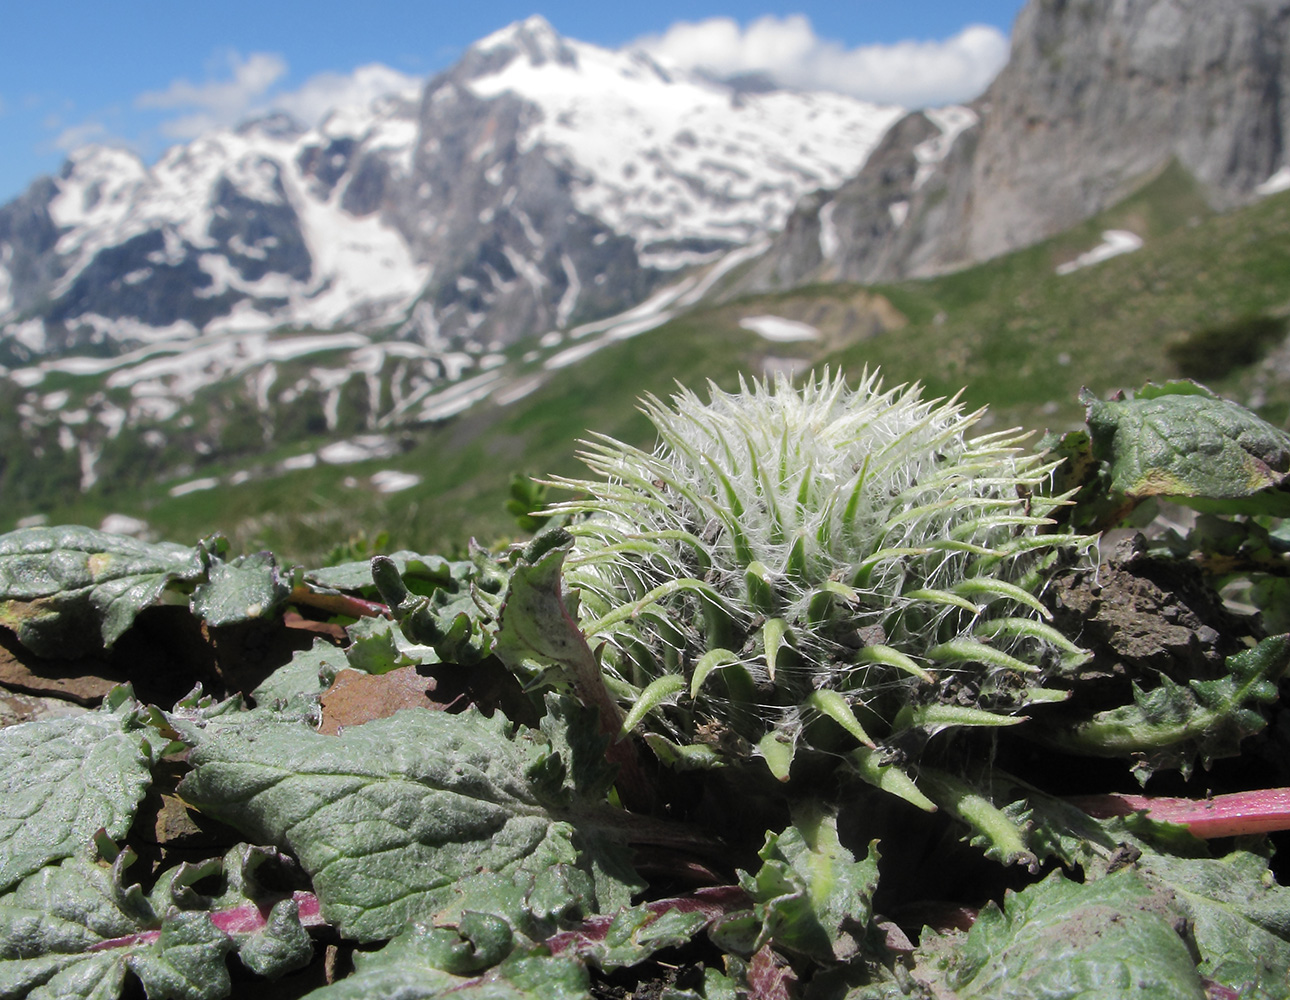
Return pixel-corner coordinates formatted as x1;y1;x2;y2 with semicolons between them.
549;370;1094;790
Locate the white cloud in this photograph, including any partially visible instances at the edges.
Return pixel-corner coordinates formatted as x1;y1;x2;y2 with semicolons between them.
634;15;1010;108
53;121;109;151
134;50;419;140
271;64;420;124
137;51;288;138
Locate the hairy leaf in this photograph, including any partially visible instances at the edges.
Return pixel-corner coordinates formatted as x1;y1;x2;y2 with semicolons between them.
932;870;1206;999
190;547;295;627
739;808;879;964
176;707;632;941
1137;849;1290;999
545;887;746;973
1083;381;1290;518
0;852;233;1000
250;637;350;712
342;616;432;675
0;526;204;657
371;545;507;666
989;779;1290;998
0;693;155;892
303;928;590;1000
1042;634;1290;780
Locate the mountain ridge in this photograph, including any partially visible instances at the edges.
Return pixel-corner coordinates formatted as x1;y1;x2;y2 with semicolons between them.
0;16;901;363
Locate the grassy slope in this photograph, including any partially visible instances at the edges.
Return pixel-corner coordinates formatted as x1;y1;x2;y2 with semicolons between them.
22;165;1290;563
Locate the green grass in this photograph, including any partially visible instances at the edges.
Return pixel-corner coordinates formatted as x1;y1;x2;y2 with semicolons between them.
13;163;1290;564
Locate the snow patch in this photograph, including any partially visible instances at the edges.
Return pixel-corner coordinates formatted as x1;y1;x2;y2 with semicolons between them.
1056;230;1143;275
100;513;150;537
169;477;220;497
557;254;581;327
818;201;839;259
739;316;820;342
913;105;977;191
9;318;49;355
675;238;770;308
318;434;399;464
466;34;902;255
371;469;422;493
1257;165;1290;196
418;370;505;421
493;375;545;405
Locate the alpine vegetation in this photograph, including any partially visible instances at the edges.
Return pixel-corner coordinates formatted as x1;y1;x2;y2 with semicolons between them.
551;370;1094;785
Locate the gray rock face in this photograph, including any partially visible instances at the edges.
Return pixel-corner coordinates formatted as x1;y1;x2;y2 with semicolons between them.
391;74;657;348
966;0;1290;263
0;179;63;322
740;0;1290;293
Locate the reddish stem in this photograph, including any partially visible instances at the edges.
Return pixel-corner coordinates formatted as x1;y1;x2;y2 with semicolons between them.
90;891;325;952
1071;787;1290;839
290;585;390;619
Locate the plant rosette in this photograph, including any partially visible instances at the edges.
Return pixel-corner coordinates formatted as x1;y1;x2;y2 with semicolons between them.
545;370;1096;794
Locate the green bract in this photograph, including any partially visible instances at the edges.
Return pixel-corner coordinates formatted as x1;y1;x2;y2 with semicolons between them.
551;371;1094;780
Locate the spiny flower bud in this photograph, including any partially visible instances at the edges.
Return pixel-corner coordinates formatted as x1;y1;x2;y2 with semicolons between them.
550;370;1092;786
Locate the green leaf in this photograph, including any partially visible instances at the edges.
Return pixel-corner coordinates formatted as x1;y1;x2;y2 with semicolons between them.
303;929;590;1000
757;732;794;782
946;773;1290;998
1017;779;1290;999
804;689;876;748
250;637;351;712
917;768;1037;871
1084;381;1290;518
343;616;431;675
0;525;204;657
548;901;712;971
492;532;626;738
620;675;685;735
738;807;879;963
0;852;234;1000
847;748;936;813
1042;633;1290;780
0;696;154;892
308;549;477;600
935;870;1207;999
168;843;316;980
176;708;630;941
1137;849;1290;999
371;547;506;666
190;548;295;627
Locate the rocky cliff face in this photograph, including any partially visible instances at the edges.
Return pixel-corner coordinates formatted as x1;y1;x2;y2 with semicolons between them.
738;0;1290;292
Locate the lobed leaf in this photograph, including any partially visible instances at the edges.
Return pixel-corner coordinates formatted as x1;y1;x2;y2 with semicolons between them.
929;870;1208;999
0;526;204;657
738;807;880;964
1042;634;1290;780
0;694;155;892
190;548;295;627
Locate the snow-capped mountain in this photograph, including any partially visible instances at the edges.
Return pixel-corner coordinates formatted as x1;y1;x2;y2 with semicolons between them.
0;15;901;363
0;15;906;524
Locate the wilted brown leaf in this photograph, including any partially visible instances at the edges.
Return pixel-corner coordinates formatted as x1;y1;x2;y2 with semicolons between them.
318;666;445;735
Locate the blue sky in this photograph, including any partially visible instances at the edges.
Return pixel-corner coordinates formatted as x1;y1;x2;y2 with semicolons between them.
0;1;1027;203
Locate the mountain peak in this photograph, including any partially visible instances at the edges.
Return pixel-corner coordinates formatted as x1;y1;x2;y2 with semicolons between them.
472;15;576;69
